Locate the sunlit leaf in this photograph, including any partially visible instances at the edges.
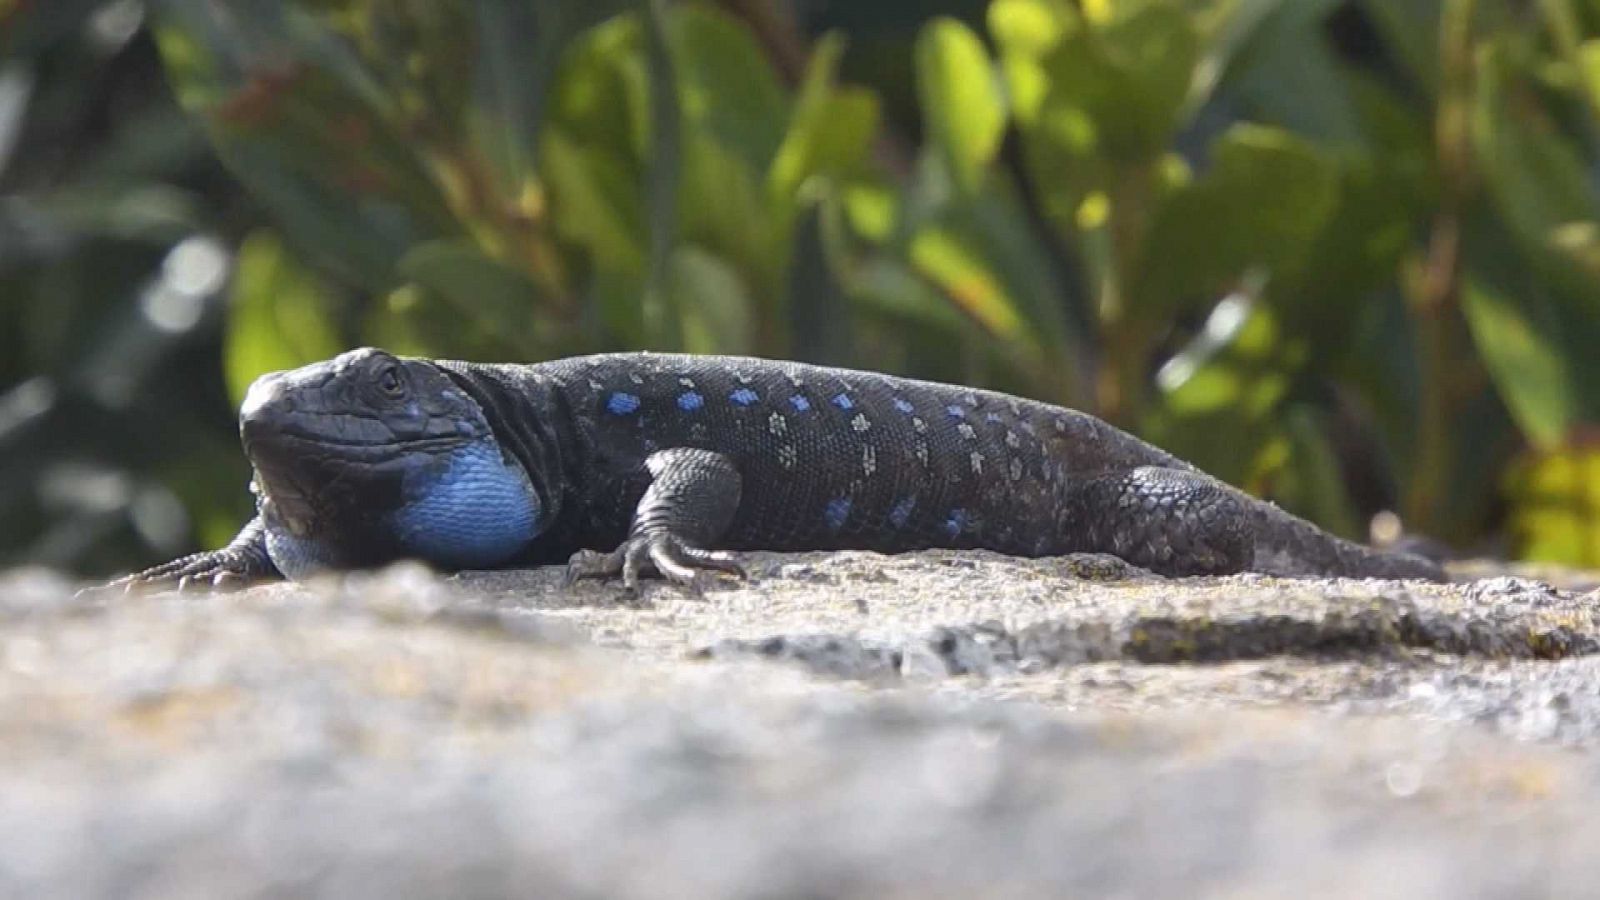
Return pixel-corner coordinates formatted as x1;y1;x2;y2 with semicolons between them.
909;227;1026;341
989;0;1077;126
848;257;968;332
1040;3;1198;161
224;230;343;407
915;18;1006;195
1148;297;1297;483
769;34;880;203
1461;276;1579;450
1505;445;1600;565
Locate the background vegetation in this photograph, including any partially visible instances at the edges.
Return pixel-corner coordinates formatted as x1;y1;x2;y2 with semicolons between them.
6;0;1600;575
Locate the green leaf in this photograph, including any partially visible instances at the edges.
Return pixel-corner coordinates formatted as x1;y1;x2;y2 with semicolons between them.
910;227;1021;335
679;132;776;284
1134;124;1339;316
540;130;645;272
1265;154;1422;345
769;34;880;202
211;142;415;290
670;245;753;355
1275;405;1363;539
468;0;630;188
151;6;463;290
224;231;342;407
667;5;789;173
544;15;650;163
1156;294;1296;416
398;239;549;356
1214;0;1367;146
1357;0;1440;97
1467;40;1600;443
1473;39;1600;330
640;0;682;348
1505;446;1600;566
1461;275;1580;450
848;257;969;333
989;0;1076;127
915;18;1006;195
468;0;546;188
1039;3;1199;162
988;0;1072;60
1474;42;1597;247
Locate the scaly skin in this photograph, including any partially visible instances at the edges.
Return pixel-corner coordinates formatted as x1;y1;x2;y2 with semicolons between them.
107;348;1445;591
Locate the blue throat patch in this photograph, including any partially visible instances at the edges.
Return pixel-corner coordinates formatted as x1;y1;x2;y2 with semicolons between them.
389;439;543;568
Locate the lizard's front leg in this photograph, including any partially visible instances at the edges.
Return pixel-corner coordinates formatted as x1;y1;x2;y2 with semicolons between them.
1067;467;1255;577
565;448;747;591
104;516;279;592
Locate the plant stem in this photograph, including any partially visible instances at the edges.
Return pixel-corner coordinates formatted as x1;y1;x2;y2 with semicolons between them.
1404;0;1476;529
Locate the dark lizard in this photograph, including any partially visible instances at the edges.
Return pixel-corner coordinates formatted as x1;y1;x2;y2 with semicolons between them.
111;348;1445;590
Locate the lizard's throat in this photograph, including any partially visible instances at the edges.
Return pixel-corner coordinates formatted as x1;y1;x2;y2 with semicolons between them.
387;438;546;567
251;437;545;577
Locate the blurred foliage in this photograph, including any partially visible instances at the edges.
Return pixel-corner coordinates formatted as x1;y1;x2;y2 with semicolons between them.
10;0;1600;572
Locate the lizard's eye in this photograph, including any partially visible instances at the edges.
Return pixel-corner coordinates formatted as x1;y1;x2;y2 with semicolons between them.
377;366;404;397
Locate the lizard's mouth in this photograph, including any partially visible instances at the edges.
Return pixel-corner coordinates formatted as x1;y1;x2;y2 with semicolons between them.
257;428;474;453
242;423;481;477
243;428;475;537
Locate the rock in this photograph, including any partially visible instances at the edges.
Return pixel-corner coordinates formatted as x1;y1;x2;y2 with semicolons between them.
4;552;1600;897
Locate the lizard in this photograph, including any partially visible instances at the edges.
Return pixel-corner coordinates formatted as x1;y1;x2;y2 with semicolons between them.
110;347;1445;591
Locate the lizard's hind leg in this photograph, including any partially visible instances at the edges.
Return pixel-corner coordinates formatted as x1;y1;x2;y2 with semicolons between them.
1065;467;1254;577
565;448;747;592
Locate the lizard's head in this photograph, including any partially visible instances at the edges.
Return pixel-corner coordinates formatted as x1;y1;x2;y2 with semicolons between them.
238;347;543;577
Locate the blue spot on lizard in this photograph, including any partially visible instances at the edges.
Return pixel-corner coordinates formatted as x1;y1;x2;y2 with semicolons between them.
824;497;852;531
607;392;640;415
889;496;916;528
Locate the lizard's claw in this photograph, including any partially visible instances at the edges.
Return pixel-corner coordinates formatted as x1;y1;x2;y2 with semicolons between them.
92;549;265;597
564;533;745;593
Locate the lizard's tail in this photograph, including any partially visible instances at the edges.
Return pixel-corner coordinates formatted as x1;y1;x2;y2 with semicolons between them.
1248;505;1447;582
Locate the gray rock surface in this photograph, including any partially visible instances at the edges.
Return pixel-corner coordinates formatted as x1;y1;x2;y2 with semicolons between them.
5;551;1600;897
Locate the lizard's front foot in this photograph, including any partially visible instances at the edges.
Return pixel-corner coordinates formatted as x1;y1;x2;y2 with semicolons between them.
90;517;278;595
91;550;260;596
84;547;262;595
564;532;746;593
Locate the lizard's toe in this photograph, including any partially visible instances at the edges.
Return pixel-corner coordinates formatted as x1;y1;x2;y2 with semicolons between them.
564;533;744;592
563;548;622;586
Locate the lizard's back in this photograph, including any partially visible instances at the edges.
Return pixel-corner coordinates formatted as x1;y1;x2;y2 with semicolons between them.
536;353;1187;556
